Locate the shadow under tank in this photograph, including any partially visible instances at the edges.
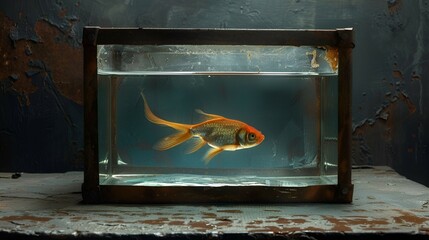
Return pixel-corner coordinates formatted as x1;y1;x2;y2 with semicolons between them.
83;28;354;203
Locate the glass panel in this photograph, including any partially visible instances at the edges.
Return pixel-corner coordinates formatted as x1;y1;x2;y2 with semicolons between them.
321;76;339;177
98;75;110;184
97;44;338;187
98;45;338;74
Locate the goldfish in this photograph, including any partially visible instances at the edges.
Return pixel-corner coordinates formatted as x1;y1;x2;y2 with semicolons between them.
141;92;264;163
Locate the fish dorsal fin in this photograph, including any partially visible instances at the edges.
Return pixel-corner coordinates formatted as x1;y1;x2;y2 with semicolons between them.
195;109;225;120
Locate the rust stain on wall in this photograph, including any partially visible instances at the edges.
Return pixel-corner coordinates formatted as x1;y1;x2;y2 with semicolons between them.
392;70;404;79
398;91;416;114
0;14;83;105
353;73;417;136
0;14;37;95
411;72;421;81
32;20;83;104
387;0;401;13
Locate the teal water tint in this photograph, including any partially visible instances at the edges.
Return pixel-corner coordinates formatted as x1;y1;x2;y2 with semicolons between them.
98;73;338;186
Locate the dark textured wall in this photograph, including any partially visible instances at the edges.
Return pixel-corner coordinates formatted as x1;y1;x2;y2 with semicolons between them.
0;1;428;185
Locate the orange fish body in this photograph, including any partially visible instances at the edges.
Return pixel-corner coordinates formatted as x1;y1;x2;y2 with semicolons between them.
141;93;264;163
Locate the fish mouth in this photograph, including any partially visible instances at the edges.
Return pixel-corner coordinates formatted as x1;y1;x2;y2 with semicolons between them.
259;133;265;143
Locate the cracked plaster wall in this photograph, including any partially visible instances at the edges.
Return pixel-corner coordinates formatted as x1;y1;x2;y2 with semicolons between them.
0;0;428;186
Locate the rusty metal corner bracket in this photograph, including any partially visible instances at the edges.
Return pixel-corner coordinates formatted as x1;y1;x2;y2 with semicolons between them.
83;26;100;46
337;28;355;48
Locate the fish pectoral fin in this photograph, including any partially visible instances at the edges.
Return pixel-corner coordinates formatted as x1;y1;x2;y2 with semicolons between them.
154;131;192;151
186;137;206;154
195;109;225;120
203;148;224;164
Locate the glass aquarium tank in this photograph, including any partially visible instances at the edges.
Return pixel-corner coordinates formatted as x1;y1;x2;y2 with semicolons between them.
83;27;354;203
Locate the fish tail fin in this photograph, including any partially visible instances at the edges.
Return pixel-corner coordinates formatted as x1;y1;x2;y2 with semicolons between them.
141;92;192;131
141;91;193;150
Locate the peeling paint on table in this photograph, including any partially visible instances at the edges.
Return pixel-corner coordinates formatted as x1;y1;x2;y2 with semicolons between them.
0;167;428;239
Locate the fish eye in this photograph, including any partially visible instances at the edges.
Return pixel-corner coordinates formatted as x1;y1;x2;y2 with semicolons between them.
248;133;256;141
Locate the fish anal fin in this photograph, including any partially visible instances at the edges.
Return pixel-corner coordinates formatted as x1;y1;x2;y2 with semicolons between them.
154;131;192;151
186;137;206;154
195;109;225;120
203;148;224;164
